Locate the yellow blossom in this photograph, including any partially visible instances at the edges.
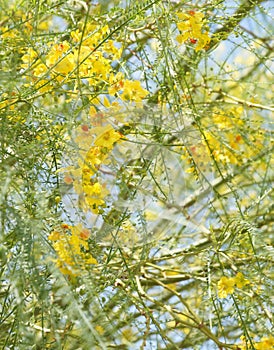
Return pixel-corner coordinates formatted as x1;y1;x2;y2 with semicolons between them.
254;336;274;350
120;80;149;102
53;55;74;75
32;63;48;77
37;19;52;31
237;335;274;350
70;223;91;241
85;255;98;264
108;72;125;96
176;11;210;51
83;182;103;196
21;48;38;69
95;325;104;335
1;26;19;40
48;223;97;276
82;146;108;170
217;276;235;298
234;272;250;288
85;196;106;213
46;41;70;65
217;272;250;298
46;41;74;76
103;40;122;60
48;230;61;241
94;125;123;149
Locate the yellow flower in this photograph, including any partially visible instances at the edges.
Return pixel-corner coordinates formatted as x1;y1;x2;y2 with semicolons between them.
37;19;51;31
89;59;109;80
103;40;122;60
217;272;250;298
94;125;123;149
70;223;91;241
1;26;19;40
46;41;74;75
48;230;61;241
176;11;210;51
48;223;97;276
120;80;149;102
238;335;274;350
32;63;48;77
108;72;125;96
53;55;74;75
83;182;103;196
85;196;106;213
217;276;235;298
254;336;274;350
94;325;104;335
21;48;38;69
85;255;98;264
234;272;250;288
46;41;70;65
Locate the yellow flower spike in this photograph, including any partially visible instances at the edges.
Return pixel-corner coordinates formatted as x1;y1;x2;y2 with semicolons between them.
69;234;84;255
54;240;75;266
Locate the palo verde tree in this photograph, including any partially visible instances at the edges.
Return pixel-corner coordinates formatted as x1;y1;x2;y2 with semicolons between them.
0;0;273;349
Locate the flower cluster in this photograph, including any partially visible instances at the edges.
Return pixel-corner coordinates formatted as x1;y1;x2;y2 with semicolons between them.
176;11;211;51
204;108;265;165
62;123;123;213
20;21;149;104
181;107;266;172
0;9;34;43
237;335;274;350
217;272;250;298
37;20;149;276
20;24;118;91
48;223;97;276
